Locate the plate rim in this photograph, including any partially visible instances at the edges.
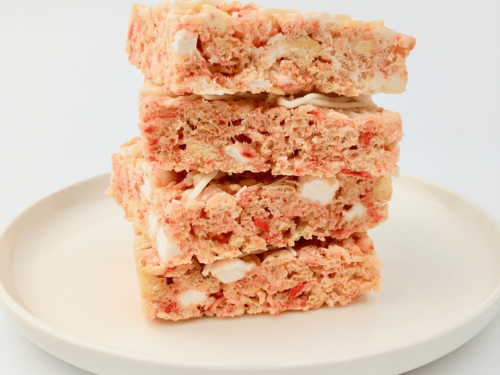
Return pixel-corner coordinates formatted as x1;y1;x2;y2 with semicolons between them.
1;172;500;371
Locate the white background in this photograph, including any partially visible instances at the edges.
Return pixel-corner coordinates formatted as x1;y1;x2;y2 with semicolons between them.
1;0;499;374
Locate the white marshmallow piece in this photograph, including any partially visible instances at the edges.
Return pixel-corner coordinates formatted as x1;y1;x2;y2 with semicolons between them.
173;30;198;55
384;73;406;94
178;290;207;307
225;145;248;165
298;176;340;205
343;203;367;222
366;71;386;92
202;258;255;283
148;212;158;238
366;71;406;94
140;177;152;203
156;228;180;262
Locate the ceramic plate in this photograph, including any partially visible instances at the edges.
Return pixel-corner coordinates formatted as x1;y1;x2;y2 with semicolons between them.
1;173;500;375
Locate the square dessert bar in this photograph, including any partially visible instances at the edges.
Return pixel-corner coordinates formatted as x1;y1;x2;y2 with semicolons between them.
108;138;393;269
138;87;403;177
134;233;382;321
127;1;416;96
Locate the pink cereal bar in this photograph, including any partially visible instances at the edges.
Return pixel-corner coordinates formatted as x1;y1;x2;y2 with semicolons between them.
126;1;415;96
107;137;393;268
138;88;403;177
134;232;382;321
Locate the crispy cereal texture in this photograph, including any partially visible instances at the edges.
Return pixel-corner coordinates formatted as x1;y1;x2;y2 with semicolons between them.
134;233;382;321
139;95;402;177
127;0;415;96
108;138;392;268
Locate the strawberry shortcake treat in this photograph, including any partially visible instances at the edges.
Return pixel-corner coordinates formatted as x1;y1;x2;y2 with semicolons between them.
107;0;415;320
134;232;382;321
138;81;402;177
108;138;393;269
127;0;416;96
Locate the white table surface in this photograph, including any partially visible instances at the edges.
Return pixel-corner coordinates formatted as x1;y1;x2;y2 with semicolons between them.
1;0;499;374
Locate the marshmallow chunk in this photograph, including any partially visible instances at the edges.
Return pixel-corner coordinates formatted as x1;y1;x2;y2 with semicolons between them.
173;30;198;55
224;145;248;165
148;212;158;238
343;203;367;221
202;258;255;283
178;290;207;307
298;176;340;205
140;177;152;203
156;228;180;262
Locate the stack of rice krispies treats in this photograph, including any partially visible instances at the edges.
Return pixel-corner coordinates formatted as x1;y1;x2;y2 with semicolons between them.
108;0;415;321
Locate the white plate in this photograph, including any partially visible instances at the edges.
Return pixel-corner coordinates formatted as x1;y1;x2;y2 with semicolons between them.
0;173;499;375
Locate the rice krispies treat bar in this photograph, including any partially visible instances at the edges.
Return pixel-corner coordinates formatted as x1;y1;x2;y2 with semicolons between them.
127;0;415;96
134;232;382;320
139;89;402;177
108;138;393;269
